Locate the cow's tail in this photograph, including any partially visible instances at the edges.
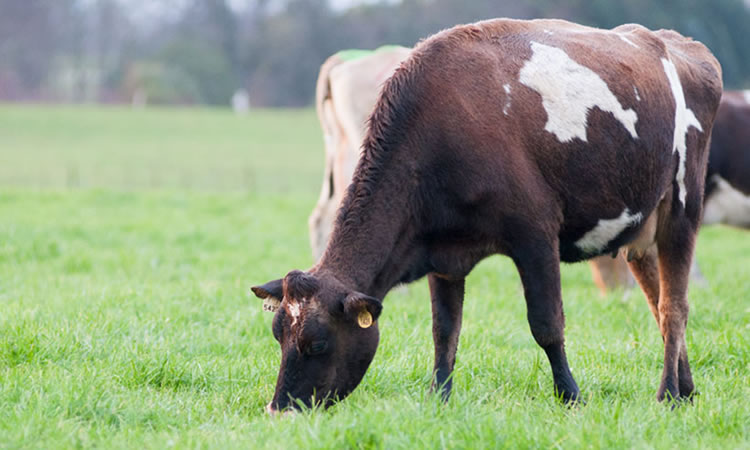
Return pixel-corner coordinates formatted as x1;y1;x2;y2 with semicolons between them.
315;54;343;134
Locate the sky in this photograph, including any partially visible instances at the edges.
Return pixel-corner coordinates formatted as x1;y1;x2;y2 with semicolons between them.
110;0;400;26
327;0;399;10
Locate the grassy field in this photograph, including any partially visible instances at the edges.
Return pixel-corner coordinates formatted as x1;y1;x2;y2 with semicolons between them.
0;105;748;449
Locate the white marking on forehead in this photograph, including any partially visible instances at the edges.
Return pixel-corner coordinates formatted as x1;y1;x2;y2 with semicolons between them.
576;208;643;254
502;84;512;116
634;86;641;102
618;34;639;48
703;176;750;227
744;90;750;104
661;58;703;207
519;41;639;143
287;300;302;326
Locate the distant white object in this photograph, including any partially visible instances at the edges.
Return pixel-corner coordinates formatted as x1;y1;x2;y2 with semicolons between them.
232;89;250;114
132;88;147;108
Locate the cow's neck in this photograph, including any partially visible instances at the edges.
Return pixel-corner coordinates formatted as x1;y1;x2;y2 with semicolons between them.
317;159;422;299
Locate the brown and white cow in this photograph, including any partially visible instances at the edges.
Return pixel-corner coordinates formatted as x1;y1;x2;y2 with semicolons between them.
309;46;411;260
253;19;723;412
589;90;750;294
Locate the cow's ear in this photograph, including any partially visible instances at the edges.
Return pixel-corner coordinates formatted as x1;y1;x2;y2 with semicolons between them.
251;279;283;313
343;292;382;328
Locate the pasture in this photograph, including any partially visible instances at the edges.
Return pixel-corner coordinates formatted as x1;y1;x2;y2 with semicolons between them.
0;105;748;449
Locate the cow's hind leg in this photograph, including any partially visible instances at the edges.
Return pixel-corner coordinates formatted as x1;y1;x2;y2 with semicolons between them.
628;246;692;398
655;215;696;402
513;238;580;403
428;274;465;401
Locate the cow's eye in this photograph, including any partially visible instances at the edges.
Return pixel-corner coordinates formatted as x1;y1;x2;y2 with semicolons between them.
308;340;328;355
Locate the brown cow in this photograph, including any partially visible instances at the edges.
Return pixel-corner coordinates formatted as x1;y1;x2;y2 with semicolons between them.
704;90;750;226
590;90;750;294
309;46;411;260
253;19;723;412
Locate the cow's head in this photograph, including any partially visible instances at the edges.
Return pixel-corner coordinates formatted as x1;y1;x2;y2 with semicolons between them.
251;270;382;413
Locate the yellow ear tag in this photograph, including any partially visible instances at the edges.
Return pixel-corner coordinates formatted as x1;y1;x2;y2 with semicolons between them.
263;298;281;313
357;310;373;328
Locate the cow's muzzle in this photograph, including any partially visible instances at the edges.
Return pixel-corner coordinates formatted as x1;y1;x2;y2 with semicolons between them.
265;401;296;417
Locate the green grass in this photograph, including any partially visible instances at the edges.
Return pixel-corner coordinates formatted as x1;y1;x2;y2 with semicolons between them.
0;105;322;193
1;106;749;449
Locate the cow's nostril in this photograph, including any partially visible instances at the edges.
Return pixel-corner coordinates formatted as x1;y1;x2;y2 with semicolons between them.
265;401;276;415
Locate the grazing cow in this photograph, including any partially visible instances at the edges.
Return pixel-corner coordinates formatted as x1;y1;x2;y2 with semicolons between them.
253;19;722;412
590;90;750;294
309;46;412;260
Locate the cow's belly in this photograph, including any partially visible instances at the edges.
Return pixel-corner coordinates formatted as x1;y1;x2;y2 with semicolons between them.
559;211;646;262
558;214;650;263
553;154;670;263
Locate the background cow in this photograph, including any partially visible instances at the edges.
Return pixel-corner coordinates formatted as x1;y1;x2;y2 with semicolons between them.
309;46;411;260
254;19;723;412
703;90;750;226
589;90;750;295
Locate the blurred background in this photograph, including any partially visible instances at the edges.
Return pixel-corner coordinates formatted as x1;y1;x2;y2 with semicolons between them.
2;0;750;109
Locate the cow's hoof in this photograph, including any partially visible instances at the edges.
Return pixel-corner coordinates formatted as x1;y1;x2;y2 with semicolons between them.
554;377;583;406
678;381;696;401
680;389;699;401
430;378;453;402
674;389;698;407
556;388;584;406
657;385;685;409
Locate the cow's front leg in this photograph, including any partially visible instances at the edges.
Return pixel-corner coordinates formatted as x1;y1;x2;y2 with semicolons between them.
513;239;580;404
428;273;465;401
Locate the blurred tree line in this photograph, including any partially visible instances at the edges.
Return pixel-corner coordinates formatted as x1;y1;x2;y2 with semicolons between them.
1;0;749;107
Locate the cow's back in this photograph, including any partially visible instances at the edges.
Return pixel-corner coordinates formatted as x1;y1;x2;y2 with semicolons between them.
406;19;722;261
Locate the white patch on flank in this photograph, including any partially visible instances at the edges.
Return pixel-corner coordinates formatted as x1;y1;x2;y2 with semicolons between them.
703;176;750;227
575;208;643;254
287;301;302;326
744;90;750;104
618;34;639;48
633;86;641;102
543;29;553;35
519;41;639;143
661;58;703;207
502;83;512;116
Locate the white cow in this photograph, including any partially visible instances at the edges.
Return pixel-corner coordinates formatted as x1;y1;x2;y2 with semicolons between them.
309;46;411;260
